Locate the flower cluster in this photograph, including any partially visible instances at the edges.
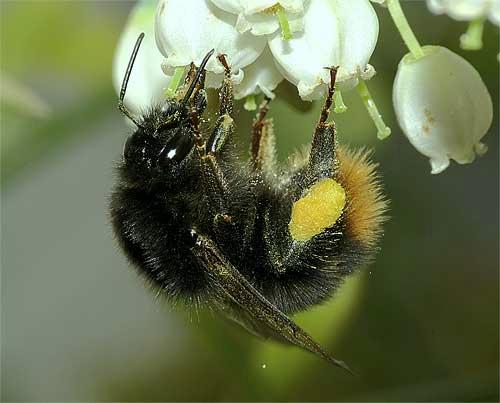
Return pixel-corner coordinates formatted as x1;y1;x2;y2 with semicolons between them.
114;0;494;174
155;0;380;102
114;0;381;102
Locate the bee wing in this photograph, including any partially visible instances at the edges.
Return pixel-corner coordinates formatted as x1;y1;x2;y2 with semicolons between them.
191;233;352;374
215;296;292;344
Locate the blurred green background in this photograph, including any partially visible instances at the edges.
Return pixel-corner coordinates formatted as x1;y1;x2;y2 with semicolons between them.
1;1;498;401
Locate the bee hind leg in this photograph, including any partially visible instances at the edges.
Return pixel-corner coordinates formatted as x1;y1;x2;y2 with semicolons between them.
307;67;339;182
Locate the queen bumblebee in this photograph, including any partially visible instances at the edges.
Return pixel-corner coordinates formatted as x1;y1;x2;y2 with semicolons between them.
110;33;388;372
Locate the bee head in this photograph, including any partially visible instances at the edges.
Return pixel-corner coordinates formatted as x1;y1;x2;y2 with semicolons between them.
121;103;197;189
117;33;213;190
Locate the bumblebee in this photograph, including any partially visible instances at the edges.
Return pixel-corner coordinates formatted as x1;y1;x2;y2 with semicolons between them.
110;34;387;372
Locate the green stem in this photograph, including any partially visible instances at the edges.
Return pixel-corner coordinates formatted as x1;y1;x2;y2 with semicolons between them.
333;90;347;113
386;0;424;60
460;17;485;50
357;81;391;140
165;66;185;98
276;6;292;40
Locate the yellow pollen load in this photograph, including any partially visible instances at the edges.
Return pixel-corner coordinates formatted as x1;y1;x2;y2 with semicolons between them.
289;178;346;242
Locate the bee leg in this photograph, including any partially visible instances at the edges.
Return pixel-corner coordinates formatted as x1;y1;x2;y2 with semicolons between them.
205;54;234;155
189;67;207;114
190;112;236;239
189;109;228;213
307;67;339;181
178;63;198;101
206;114;234;155
190;230;353;374
250;97;277;175
216;54;233;115
184;62;197;86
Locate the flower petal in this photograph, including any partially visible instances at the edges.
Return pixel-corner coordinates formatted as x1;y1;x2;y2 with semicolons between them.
211;0;305;15
245;0;304;14
155;0;266;83
234;46;284;99
209;0;244;14
210;0;305;36
112;1;170;118
268;0;378;100
393;46;493;173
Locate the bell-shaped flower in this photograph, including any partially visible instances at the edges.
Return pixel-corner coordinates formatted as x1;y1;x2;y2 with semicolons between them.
427;0;500;24
268;0;379;100
393;45;493;174
209;0;306;37
112;0;170;118
155;0;267;88
234;46;284;100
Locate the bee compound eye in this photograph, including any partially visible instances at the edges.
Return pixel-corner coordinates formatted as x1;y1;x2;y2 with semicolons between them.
159;130;194;166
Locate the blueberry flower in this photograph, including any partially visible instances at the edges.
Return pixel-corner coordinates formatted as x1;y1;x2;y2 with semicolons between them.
393;46;493;173
268;0;379;101
376;0;494;173
155;0;267;89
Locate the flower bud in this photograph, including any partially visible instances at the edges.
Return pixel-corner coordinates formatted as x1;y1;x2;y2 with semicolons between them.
393;45;493;174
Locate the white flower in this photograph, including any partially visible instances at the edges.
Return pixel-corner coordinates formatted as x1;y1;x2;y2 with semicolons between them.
268;0;379;100
155;0;267;87
209;0;306;36
234;46;284;99
113;0;170;118
393;46;493;174
426;0;500;25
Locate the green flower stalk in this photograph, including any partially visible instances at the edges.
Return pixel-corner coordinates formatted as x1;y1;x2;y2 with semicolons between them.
357;81;391;140
386;0;424;60
333;90;347;114
460;17;485;50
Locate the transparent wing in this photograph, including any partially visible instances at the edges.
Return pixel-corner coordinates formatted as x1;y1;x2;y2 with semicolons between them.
191;232;352;374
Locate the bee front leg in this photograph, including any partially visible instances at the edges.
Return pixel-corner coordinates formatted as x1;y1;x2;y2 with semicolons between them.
192;54;235;217
205;54;234;155
180;63;206;114
189;109;228;214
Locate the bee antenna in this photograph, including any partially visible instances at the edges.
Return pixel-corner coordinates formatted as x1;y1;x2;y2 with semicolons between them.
118;32;145;128
182;49;215;106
